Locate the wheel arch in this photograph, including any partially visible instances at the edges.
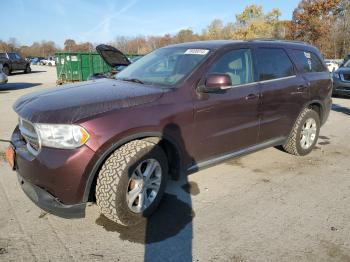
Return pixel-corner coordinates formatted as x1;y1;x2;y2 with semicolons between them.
83;132;183;202
305;100;324;123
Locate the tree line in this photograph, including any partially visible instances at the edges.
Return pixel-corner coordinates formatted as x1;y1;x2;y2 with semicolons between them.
1;0;349;59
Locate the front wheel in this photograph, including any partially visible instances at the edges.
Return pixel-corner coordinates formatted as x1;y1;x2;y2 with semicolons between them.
96;140;168;226
283;108;320;156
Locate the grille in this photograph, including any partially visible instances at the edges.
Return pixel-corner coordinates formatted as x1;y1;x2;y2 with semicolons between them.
342;74;350;82
19;118;40;154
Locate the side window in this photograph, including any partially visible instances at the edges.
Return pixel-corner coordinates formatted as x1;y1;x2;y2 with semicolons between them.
8;53;17;60
0;53;6;59
256;48;295;81
291;49;326;73
15;53;22;60
208;49;254;86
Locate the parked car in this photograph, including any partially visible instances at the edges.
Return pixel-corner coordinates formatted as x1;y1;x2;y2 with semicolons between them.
40;56;56;66
325;60;339;72
332;59;350;96
7;40;332;226
0;64;8;84
0;52;31;75
30;57;45;65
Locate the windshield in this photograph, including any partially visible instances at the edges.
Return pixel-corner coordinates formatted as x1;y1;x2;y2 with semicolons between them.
116;47;210;86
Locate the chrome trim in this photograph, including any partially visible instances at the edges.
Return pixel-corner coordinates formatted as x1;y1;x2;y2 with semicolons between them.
259;75;297;84
221;81;259;90
187;137;286;172
19;118;40;156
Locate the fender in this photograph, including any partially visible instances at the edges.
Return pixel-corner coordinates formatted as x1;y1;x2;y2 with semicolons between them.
304;99;327;123
82;131;184;202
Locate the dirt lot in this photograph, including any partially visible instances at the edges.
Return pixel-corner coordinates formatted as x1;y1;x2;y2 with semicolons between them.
0;66;350;262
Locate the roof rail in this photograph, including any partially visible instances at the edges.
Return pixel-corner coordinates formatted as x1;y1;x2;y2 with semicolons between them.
248;38;308;45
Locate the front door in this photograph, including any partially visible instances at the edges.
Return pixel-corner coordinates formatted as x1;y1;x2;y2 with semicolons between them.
193;48;260;162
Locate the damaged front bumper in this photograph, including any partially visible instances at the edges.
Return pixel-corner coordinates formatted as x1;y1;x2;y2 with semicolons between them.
18;174;86;218
11;126;96;219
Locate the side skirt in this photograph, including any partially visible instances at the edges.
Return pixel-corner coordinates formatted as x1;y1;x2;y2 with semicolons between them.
187;137;286;174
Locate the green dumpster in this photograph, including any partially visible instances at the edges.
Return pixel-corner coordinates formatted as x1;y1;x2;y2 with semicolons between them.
55;52;112;84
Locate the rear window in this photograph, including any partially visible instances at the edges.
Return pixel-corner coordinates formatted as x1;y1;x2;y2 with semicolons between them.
256;48;295;81
291;50;326;73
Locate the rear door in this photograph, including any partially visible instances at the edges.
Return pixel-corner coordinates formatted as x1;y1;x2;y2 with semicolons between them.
8;53;19;70
289;49;331;107
193;48;260;161
256;47;309;142
14;53;26;70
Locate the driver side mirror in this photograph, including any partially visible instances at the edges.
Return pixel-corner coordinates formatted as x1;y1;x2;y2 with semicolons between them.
198;73;232;93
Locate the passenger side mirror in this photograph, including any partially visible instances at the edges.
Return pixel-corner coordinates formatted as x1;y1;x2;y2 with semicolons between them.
199;74;232;93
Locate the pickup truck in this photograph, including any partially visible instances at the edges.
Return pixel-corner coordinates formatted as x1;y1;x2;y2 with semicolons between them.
0;52;31;75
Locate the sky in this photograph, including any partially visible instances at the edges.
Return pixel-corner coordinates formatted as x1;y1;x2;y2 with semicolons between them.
2;0;301;48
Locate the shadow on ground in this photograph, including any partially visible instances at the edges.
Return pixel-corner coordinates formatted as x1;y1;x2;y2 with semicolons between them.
96;193;194;244
0;83;41;91
332;103;350;116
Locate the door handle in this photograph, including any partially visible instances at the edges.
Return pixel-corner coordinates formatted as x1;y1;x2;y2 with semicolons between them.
297;82;310;91
245;93;259;100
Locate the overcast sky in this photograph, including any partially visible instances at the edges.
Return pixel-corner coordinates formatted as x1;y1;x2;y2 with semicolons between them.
3;0;300;47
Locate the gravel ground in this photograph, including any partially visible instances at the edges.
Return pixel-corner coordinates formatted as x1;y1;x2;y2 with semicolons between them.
0;65;350;262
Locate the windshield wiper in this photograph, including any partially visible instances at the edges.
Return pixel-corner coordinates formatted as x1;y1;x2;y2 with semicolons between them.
119;77;144;84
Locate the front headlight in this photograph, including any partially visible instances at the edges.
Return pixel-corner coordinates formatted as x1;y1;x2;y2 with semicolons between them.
35;124;90;149
333;72;340;79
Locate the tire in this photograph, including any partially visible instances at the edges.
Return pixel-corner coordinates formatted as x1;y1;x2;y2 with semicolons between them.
283;108;320;156
24;65;31;73
2;66;10;76
48;62;52;66
96;140;168;226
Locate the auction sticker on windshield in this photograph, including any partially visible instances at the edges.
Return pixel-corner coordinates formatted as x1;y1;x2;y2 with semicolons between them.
184;49;209;55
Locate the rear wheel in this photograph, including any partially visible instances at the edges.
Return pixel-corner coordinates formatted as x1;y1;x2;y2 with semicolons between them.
283;108;320;156
2;65;10;76
96;140;168;226
24;65;31;73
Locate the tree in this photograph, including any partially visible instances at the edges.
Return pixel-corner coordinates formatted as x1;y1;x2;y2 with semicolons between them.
64;39;77;51
233;5;284;40
175;29;198;43
203;19;224;39
288;0;342;57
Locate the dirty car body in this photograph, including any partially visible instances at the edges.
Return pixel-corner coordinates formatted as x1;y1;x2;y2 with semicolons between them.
10;40;332;222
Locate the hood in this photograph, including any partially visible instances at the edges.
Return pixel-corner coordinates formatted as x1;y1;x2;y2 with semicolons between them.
13;79;167;123
335;67;350;74
96;44;131;67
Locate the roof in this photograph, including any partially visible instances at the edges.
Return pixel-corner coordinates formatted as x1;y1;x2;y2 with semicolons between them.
164;39;316;51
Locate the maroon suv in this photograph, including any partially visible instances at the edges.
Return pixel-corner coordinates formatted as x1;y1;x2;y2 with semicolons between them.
7;40;332;226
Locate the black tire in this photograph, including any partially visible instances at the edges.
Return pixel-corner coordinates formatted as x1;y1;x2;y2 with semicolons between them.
283;108;320;156
24;65;31;73
48;62;52;66
96;140;168;226
2;66;10;76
